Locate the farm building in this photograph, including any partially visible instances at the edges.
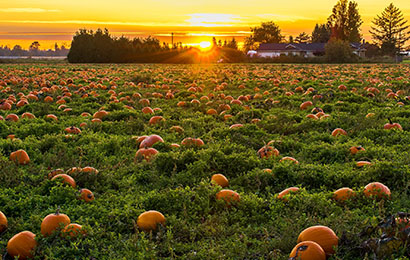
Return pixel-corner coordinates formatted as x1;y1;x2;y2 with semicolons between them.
254;42;366;58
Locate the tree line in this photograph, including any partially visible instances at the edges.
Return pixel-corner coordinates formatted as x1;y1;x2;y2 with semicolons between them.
67;28;244;63
0;42;69;57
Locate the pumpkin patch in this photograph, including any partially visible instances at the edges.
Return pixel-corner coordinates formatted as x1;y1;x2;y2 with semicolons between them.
0;63;409;259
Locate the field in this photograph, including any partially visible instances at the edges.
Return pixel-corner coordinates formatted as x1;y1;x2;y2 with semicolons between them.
0;63;409;259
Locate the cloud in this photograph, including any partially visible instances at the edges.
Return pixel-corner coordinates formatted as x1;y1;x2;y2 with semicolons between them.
0;8;60;13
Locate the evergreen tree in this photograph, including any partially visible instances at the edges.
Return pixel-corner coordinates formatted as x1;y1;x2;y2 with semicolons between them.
295;32;310;43
370;3;410;55
311;24;331;43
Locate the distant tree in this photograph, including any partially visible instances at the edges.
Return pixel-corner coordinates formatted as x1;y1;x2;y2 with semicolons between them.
29;41;40;55
327;0;363;42
325;39;355;62
288;35;294;43
11;45;25;56
218;39;222;47
225;38;238;49
370;3;410;56
295;32;310;43
212;37;217;47
312;24;331;43
223;40;227;47
244;21;284;51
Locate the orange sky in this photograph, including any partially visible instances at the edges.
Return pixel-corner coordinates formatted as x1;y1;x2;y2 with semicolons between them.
0;0;409;50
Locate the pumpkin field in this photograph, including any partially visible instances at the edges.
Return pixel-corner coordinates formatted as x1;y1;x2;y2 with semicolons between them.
0;63;409;259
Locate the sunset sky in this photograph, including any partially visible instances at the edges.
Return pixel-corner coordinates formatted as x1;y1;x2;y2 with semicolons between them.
0;0;409;49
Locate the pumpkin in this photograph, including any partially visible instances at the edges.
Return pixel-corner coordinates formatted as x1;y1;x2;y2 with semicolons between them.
229;124;243;129
139;134;164;149
289;241;326;260
48;168;65;179
211;174;229;188
216;189;240;204
300;101;313;110
62;223;84;238
170;125;184;134
41;208;71;236
82;166;99;174
93;110;108;119
279;156;299;164
206;108;217;115
350;146;365;155
51;174;76;188
141;107;154;114
363;182;391;199
148;115;165;125
356;161;372;167
257;145;280;158
45;114;58;121
135;148;159;162
0;211;7;233
6;114;19;122
383;121;402;130
10;149;30;165
65;126;81;134
21;112;35;119
297;225;338;255
181;138;204;147
137;210;166;232
331;128;347;137
333;187;355;202
79;188;94;202
7;231;37;260
278;187;300;201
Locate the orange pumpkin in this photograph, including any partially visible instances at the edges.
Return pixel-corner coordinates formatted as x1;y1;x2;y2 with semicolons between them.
6;114;19;122
289;241;326;260
51;174;76;188
48;168;65;179
62;223;84;238
7;231;37;260
65;126;81;134
10;150;30;165
135;148;159;162
356;161;372;167
41;209;71;236
0;211;7;233
82;166;99;174
363;182;391;199
300;101;313;110
331;128;347;137
278;187;300;201
297;225;338;255
384;122;402;130
280;156;299;164
141;107;154;114
170;125;184;134
181;137;204;147
137;210;166;231
216;189;240;204
350;146;365;155
148;115;165;125
79;188;94;202
211;174;229;188
333;187;355;202
139;134;164;148
93;110;108;119
257;146;280;158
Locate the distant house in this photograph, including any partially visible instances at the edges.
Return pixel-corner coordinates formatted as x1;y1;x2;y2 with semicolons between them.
254;42;366;58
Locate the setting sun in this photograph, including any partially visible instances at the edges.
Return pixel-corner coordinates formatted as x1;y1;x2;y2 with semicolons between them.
199;41;212;50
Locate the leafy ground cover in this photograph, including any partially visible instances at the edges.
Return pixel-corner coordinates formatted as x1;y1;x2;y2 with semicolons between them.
0;63;409;259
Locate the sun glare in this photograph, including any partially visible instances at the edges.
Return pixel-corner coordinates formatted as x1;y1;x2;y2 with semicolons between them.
199;41;211;50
